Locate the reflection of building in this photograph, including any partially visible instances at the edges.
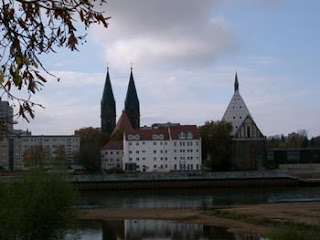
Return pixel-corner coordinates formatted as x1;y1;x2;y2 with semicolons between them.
123;125;201;172
124;219;203;240
222;73;266;170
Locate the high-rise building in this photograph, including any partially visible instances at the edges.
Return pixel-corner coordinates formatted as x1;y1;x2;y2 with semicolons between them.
124;68;140;129
101;68;116;136
0;98;14;133
222;73;266;170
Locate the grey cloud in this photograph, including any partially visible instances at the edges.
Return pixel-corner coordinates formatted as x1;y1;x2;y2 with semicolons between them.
91;0;236;70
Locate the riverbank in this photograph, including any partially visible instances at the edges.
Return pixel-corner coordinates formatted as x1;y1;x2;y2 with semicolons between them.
78;202;320;237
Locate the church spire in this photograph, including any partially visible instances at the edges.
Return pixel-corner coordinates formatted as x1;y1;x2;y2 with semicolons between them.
101;67;116;135
234;72;239;92
125;67;140;129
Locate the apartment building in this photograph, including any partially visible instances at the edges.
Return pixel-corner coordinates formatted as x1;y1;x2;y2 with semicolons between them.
122;125;202;172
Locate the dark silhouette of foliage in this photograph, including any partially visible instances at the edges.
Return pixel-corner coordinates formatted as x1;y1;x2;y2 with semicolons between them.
199;120;233;171
0;167;77;240
74;127;108;171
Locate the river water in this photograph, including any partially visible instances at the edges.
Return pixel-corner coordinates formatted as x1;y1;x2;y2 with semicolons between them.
77;186;320;208
75;186;320;239
75;219;266;240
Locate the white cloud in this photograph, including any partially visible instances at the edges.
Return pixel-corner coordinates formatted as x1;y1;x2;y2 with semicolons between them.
91;0;236;71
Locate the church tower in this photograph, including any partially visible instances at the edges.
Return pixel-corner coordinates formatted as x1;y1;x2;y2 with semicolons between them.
222;73;266;171
124;68;140;129
101;68;116;135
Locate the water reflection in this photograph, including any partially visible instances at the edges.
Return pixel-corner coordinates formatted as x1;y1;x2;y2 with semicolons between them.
77;219;264;240
77;186;320;208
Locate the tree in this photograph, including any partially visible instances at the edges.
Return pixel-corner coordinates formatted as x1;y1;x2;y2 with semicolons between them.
75;127;108;171
199;120;233;171
23;145;45;167
0;0;109;126
53;145;67;166
0;167;77;240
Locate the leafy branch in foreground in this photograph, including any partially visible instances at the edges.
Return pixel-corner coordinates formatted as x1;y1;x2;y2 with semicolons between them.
0;0;110;123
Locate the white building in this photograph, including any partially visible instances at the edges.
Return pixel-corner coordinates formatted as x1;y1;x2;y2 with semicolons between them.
20;135;80;167
123;125;201;172
101;140;123;170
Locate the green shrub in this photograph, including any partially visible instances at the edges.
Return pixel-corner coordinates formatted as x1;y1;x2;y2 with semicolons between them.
0;167;77;240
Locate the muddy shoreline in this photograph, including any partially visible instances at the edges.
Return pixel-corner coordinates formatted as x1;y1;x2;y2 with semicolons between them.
77;202;320;235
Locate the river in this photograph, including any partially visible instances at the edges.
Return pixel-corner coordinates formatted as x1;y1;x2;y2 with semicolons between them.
74;219;266;240
75;186;320;239
77;186;320;208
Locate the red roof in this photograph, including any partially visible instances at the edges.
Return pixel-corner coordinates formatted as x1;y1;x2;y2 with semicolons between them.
111;111;133;137
102;140;123;150
124;125;200;141
169;125;199;140
125;128;169;141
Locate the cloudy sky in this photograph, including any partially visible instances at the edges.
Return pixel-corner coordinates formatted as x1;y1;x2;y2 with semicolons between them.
12;0;320;137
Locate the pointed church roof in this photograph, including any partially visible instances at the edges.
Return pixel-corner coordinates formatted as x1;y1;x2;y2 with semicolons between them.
111;110;133;137
101;68;115;106
222;73;252;136
125;68;139;108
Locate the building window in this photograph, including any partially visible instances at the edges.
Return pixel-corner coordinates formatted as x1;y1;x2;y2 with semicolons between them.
136;142;139;146
153;142;157;145
136;150;139;154
129;142;132;146
154;165;157;168
154;150;157;154
247;126;251;138
136;158;139;161
178;131;185;139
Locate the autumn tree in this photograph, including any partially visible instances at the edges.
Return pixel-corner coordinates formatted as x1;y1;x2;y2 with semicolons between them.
199;120;233;171
0;0;109;129
53;145;67;166
23;145;45;167
74;127;108;171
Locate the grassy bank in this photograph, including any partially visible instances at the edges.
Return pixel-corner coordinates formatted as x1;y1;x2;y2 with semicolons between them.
208;208;320;240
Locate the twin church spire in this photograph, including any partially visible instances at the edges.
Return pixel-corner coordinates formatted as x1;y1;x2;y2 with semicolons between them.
101;68;140;136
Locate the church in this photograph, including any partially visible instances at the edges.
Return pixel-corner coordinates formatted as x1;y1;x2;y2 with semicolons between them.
222;73;266;171
100;67;140;137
